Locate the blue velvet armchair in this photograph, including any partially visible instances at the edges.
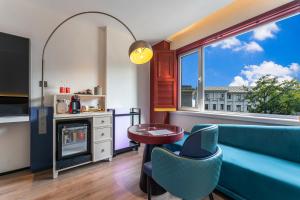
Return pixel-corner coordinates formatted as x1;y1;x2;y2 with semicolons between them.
144;125;223;200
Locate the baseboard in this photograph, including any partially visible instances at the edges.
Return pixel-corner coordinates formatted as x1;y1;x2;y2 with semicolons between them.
0;167;30;176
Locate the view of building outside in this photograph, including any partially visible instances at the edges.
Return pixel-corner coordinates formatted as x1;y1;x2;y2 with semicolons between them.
181;13;300;115
181;51;198;108
181;85;250;112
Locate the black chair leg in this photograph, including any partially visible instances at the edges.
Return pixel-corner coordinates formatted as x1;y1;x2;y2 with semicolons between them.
209;193;214;200
147;176;151;200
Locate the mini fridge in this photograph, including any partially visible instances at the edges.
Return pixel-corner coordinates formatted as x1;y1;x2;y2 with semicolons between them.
56;119;92;169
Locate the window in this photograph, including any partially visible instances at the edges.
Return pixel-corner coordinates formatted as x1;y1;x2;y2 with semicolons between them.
227;105;231;111
247;105;251;111
205;104;209;110
179;13;300;116
220;104;224;110
205;93;209;100
213;104;217;110
180;51;199;108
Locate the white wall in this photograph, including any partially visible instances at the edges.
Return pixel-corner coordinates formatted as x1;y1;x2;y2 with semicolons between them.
106;26;137;108
170;113;283;132
0;0;149;173
137;63;150;123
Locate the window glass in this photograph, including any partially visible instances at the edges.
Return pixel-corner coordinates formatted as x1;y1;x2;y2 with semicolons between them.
227;105;231;111
213;104;216;110
221;104;224;110
180;51;199;108
205;104;209;110
203;13;300;115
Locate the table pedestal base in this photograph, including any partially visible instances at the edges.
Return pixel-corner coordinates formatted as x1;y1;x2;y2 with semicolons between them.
139;144;166;195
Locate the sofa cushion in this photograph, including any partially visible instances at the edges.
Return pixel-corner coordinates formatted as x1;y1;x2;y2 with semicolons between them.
218;144;300;200
218;125;300;163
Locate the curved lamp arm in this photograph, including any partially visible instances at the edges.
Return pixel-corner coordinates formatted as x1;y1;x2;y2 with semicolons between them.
40;11;137;107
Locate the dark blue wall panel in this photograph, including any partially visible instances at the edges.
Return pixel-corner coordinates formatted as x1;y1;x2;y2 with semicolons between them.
30;107;53;172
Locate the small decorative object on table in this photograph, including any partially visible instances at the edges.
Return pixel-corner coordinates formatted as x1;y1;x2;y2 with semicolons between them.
56;99;68;114
81;105;89;112
75;89;93;95
69;95;81;114
94;85;102;95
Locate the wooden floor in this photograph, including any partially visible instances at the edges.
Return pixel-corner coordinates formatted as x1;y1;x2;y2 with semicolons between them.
0;147;228;200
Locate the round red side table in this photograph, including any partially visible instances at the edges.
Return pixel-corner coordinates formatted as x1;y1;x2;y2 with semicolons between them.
128;124;184;195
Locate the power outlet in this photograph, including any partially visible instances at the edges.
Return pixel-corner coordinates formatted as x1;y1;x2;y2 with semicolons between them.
38;108;47;134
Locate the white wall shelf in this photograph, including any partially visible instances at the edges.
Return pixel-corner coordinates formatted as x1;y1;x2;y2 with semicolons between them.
0;116;30;124
54;112;111;119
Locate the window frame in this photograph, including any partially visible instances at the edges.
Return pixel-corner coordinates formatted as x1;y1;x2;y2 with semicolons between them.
178;48;204;111
177;1;300;113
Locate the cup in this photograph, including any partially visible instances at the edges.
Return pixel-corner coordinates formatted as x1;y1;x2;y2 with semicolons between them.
60;87;66;93
66;87;70;93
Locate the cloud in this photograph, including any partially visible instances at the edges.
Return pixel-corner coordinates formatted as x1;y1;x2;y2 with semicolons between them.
234;41;263;53
252;22;280;41
229;76;249;86
211;37;263;53
290;63;300;73
211;37;241;49
229;61;300;86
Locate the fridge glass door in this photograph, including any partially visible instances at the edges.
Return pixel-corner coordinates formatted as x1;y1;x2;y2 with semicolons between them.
61;125;88;157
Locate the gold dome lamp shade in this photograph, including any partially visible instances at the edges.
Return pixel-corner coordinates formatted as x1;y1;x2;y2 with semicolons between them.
129;40;153;65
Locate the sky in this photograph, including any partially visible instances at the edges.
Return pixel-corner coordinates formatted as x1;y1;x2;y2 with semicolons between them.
181;13;300;88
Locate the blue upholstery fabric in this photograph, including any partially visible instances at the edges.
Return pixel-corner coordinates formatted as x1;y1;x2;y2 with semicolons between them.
143;162;152;177
165;124;217;154
190;124;216;133
218;125;300;163
167;124;300;200
164;132;189;152
180;125;218;158
152;147;223;200
218;144;300;200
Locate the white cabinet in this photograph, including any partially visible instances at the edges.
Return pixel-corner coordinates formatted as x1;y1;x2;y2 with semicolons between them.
93;140;112;162
94;127;111;141
53;112;113;178
94;116;111;127
92;115;113;162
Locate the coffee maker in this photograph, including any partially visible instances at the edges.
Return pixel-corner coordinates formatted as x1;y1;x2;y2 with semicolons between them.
69;95;81;114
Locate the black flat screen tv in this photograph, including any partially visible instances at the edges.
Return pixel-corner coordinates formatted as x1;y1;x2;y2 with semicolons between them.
0;32;29;116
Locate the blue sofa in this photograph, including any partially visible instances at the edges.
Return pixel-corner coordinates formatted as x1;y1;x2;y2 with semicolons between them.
168;124;300;200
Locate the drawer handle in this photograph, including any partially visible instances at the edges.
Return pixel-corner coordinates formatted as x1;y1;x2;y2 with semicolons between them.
101;120;105;123
101;133;104;136
101;149;105;153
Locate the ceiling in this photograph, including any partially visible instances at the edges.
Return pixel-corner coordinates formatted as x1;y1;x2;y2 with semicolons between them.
29;0;233;44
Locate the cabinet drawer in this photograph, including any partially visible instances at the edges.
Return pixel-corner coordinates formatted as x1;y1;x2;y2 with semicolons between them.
93;140;112;161
94;116;111;126
94;127;111;142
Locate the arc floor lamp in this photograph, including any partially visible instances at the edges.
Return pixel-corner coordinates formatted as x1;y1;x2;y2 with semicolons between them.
40;11;153;107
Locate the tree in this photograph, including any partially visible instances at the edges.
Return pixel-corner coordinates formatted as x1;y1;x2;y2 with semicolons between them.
245;75;300;115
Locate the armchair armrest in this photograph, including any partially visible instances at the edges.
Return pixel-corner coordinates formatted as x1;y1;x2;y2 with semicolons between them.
191;124;214;133
151;147;222;200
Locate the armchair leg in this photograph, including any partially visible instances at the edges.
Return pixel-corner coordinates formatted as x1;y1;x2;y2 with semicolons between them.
209;193;214;200
147;176;152;200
